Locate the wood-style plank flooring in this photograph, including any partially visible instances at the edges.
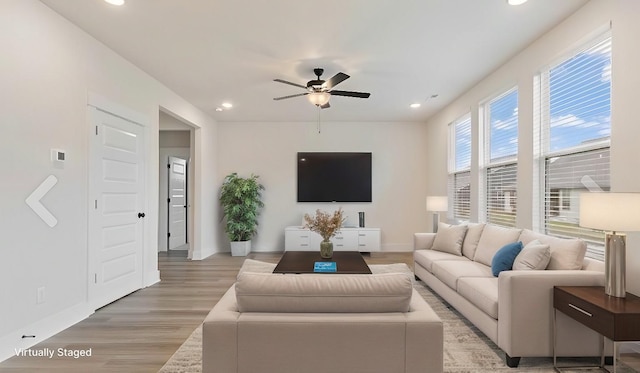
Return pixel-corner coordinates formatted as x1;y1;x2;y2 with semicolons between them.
0;251;413;372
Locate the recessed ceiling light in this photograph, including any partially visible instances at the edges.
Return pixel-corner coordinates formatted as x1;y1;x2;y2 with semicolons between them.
507;0;528;5
215;108;223;112
410;103;421;109
105;0;125;6
222;102;233;109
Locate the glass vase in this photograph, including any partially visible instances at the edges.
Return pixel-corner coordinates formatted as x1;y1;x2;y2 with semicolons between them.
320;240;333;259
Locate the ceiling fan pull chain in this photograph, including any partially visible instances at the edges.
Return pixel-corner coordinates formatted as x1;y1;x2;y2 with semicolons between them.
317;106;321;133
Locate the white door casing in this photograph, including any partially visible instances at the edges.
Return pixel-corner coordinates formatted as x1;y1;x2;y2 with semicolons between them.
88;106;145;310
168;156;187;249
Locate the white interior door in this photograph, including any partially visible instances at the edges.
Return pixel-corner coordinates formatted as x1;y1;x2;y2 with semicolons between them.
168;156;187;250
88;106;145;310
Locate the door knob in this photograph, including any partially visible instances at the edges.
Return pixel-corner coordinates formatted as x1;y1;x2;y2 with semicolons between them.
138;212;146;218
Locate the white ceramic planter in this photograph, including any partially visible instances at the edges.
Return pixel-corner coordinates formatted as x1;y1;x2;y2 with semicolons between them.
230;240;251;256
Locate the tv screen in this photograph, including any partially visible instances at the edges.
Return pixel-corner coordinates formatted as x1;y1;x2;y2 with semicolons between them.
297;152;372;202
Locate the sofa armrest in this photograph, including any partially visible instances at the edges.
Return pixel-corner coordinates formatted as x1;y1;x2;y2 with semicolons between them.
404;289;443;373
202;285;240;373
497;270;604;357
414;233;436;251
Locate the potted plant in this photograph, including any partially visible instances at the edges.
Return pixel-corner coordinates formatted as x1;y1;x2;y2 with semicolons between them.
303;208;345;258
219;173;265;256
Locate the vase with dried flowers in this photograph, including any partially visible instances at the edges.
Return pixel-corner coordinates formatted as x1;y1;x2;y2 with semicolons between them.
303;208;345;258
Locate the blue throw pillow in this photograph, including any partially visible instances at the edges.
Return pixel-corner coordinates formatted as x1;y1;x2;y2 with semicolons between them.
491;241;523;277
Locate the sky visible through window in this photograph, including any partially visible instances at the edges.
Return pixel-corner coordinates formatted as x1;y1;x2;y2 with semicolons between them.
489;90;518;161
454;37;610;168
549;38;611;151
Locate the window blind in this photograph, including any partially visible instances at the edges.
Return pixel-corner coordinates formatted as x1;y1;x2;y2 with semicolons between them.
448;171;471;222
487;164;517;227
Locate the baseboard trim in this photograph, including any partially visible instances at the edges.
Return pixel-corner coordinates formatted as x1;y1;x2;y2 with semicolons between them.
145;270;161;287
0;302;92;363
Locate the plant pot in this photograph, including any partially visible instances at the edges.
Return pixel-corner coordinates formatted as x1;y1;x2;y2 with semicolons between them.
320;240;333;259
230;240;251;256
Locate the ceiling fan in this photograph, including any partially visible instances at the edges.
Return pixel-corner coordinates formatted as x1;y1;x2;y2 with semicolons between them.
273;68;371;109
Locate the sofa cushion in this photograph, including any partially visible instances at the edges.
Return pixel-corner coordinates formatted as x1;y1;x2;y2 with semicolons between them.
462;223;486;260
513;239;551;270
431;222;467;256
414;249;469;273
491;241;523;277
519;229;586;270
431;260;493;291
457;277;499;319
473;225;522;266
235;272;413;313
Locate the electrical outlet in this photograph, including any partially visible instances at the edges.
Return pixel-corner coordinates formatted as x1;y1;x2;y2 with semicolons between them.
37;287;45;304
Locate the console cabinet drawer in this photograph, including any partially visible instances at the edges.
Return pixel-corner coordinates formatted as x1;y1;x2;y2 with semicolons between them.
358;230;381;251
554;289;614;338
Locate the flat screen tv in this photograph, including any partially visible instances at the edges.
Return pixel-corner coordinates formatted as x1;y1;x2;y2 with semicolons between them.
297;152;372;202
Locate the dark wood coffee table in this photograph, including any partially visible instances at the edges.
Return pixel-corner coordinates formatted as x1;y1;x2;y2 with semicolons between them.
273;251;372;274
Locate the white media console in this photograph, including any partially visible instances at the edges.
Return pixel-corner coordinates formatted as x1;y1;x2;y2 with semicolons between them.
284;226;381;252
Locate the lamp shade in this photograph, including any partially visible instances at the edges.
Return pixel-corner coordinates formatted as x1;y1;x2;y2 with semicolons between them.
579;192;640;232
426;196;448;212
308;92;330;106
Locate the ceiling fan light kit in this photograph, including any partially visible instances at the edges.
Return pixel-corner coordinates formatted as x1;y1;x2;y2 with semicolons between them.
308;92;330;106
274;67;370;109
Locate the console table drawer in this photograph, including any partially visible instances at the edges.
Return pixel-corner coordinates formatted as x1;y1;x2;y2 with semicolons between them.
554;287;614;339
358;230;381;251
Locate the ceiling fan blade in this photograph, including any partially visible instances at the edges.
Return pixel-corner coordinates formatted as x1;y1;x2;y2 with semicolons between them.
329;90;371;99
273;92;308;101
320;102;331;109
274;79;307;89
323;72;350;90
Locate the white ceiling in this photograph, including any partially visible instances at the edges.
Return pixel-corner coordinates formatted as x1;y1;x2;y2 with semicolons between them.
40;0;588;123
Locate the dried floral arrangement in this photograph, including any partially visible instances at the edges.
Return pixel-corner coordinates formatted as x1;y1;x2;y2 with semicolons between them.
303;208;346;242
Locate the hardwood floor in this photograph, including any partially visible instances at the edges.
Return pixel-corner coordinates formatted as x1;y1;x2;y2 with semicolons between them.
0;251;413;372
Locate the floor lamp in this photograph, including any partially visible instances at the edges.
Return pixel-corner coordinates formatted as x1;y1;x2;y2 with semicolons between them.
426;196;448;233
579;192;640;298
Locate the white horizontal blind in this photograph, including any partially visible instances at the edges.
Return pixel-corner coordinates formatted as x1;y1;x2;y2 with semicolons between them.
544;148;610;260
448;171;471;222
485;88;518;227
487;164;517;227
448;114;471;222
538;34;611;259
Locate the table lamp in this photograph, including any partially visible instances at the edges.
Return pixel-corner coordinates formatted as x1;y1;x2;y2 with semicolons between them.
579;192;640;298
426;196;448;233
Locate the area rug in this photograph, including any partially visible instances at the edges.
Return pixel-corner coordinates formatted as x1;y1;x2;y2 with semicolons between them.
159;281;632;373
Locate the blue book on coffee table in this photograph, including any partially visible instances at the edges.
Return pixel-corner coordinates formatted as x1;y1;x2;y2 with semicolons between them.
314;262;337;273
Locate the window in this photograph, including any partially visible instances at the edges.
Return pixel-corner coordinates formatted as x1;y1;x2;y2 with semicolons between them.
448;114;471;222
483;88;518;227
537;34;611;260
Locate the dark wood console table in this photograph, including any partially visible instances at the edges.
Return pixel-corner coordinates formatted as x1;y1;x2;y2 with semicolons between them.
553;286;640;372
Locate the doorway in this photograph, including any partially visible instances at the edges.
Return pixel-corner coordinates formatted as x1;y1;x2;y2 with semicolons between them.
158;112;192;254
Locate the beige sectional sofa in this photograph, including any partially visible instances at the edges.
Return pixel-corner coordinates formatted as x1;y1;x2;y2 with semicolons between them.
414;223;607;367
203;260;443;373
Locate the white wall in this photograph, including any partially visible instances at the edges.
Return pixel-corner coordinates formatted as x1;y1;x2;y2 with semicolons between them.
424;1;640;293
217;121;429;252
0;0;218;361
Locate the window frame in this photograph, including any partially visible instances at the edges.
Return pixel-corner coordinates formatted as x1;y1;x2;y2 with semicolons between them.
481;87;519;227
448;113;472;222
536;32;612;259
